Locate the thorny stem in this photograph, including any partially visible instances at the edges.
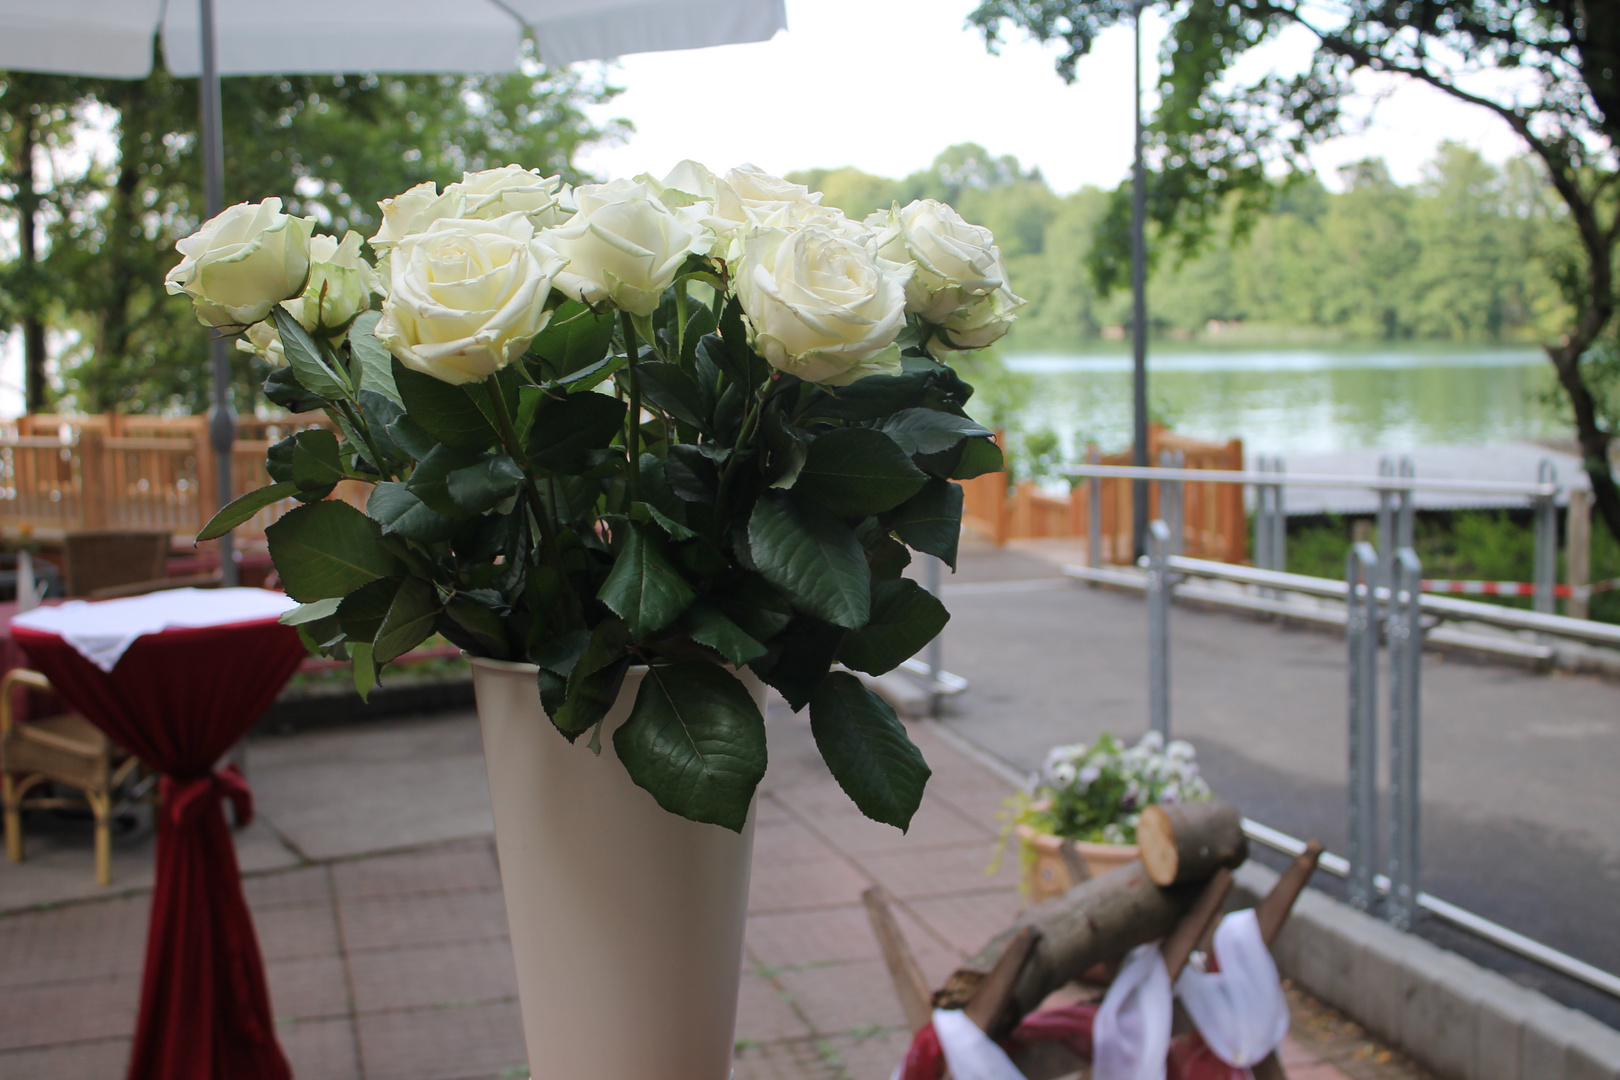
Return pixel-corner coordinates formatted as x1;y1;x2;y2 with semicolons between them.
621;311;642;504
334;398;394;483
715;390;765;517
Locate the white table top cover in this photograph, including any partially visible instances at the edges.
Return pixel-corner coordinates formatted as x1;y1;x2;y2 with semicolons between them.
11;587;298;673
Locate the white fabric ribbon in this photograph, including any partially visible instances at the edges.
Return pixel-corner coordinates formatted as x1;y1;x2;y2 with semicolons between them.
10;587;297;672
1174;909;1290;1074
1093;942;1173;1080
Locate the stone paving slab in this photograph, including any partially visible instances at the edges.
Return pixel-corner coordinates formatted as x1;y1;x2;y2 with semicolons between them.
0;700;1417;1079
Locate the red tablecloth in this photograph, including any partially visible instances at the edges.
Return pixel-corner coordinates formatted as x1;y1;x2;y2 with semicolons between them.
12;606;307;1080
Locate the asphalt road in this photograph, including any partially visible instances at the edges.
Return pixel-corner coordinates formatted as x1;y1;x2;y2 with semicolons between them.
922;540;1620;1027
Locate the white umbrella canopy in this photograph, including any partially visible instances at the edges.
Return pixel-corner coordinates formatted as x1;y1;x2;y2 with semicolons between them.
0;0;787;75
0;0;786;581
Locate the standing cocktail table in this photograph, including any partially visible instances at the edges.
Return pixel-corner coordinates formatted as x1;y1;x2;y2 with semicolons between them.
12;587;305;1080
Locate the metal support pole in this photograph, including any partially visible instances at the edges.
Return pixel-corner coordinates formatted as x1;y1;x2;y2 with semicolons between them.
1376;457;1395;596
924;554;944;717
1533;459;1558;615
1387;547;1423;930
1159;450;1184;558
1270;455;1287;575
1147;519;1172;739
199;0;239;587
1129;0;1150;561
1088;445;1102;572
1254;457;1272;572
1396;456;1415;554
1346;541;1380;911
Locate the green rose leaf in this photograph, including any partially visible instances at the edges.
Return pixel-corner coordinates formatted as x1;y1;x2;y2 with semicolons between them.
614;663;768;832
198;481;297;542
272;306;348;400
529;299;616;380
375;576;441;664
349;311;402;406
888;479;965;569
949;436;1004;480
793;427;928;517
366;482;462;543
526;390;629;472
598;524;697;640
290;428;345;491
837;579;949;676
392;358;498;448
406;445;488;517
809;671;931;830
350;641;377;702
747;492;871;629
266;499;400;602
748;616;844;711
447;455;525;515
678;604;767;666
630;361;711;433
279;597;342;626
335;576;400;645
551;618;632;740
881;408;992;456
262;366;325;413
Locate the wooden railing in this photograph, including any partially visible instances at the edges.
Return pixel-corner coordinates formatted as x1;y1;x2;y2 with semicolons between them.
961;426;1247;564
0;413;356;542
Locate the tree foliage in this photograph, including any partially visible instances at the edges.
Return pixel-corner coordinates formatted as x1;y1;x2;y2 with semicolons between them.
0;41;625;414
967;0;1620;543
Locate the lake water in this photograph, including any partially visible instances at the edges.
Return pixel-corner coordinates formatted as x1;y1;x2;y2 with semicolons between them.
999;346;1563;456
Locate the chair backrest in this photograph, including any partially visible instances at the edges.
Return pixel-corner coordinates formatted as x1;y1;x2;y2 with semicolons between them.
63;530;172;598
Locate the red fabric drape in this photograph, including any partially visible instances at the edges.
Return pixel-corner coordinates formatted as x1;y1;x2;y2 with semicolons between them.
13;616;308;1080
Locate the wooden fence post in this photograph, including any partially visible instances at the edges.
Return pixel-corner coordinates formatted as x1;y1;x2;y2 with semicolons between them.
78;428;106;529
1568;487;1591;620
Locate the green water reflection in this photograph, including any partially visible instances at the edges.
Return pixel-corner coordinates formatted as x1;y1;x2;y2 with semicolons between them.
1001;347;1562;455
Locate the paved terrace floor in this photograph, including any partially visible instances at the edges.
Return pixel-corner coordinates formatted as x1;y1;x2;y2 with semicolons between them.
0;696;1425;1078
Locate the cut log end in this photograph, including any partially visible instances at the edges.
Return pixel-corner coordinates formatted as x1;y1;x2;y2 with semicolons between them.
1138;800;1248;887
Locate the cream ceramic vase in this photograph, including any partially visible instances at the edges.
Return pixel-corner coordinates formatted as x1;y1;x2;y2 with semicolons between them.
1016;823;1140;905
470;657;761;1080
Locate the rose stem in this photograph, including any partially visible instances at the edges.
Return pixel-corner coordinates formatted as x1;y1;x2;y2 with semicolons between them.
621;310;641;505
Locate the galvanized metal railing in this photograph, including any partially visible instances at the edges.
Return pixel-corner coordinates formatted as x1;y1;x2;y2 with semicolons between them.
1136;531;1620;998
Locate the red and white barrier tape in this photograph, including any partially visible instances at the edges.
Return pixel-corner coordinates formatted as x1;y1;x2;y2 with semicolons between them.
1420;578;1620;599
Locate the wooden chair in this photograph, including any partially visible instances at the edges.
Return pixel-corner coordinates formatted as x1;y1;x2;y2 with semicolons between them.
62;530;171;598
1;668;140;885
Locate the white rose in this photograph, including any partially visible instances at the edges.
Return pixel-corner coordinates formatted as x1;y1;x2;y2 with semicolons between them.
284;231;380;335
165;198;315;328
655;159;719;206
236;320;286;366
868;199;1013;323
374;213;567;386
735;224;912;386
369;181;465;251
546;178;711;317
923;284;1024;359
450;165;570;229
714;164;820;228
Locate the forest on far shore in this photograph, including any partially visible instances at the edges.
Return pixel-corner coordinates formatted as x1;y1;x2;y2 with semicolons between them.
788;142;1576;352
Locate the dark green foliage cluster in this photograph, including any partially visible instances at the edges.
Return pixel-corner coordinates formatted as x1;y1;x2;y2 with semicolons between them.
204;290;1002;834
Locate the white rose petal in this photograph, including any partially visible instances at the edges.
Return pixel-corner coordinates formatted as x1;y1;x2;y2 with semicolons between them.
374;213;566;386
370;181;465;251
236;319;286;366
450;165;570;230
735;223;912;386
545;177;711;317
165;197;315;327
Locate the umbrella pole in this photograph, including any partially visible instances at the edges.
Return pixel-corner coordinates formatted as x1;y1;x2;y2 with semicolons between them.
198;0;238;586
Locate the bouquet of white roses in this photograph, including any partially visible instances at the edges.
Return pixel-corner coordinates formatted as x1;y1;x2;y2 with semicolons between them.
168;161;1024;834
1019;732;1212;845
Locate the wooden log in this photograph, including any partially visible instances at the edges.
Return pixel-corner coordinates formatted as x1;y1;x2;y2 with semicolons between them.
1256;841;1323;946
939;859;1203;1020
963;925;1042;1041
861;886;934;1033
1138;800;1248;887
1161;868;1233;981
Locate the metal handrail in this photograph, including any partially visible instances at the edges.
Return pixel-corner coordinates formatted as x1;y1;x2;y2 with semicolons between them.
1060;462;1561;498
1166;555;1620;648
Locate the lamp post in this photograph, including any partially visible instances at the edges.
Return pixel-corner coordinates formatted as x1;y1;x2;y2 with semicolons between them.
1130;0;1150;559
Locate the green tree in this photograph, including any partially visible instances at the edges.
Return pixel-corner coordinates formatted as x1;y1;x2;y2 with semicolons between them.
2;41;624;415
970;0;1620;540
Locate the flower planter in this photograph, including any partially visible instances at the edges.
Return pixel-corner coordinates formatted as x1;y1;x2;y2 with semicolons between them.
470;657;761;1080
1016;823;1140;905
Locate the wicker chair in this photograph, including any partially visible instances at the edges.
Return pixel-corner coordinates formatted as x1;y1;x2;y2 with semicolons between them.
1;669;139;885
61;529;171;598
